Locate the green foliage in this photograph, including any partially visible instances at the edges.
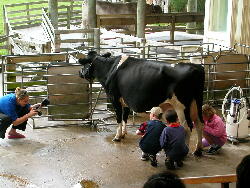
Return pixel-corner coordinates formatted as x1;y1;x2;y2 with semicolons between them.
197;0;206;13
0;0;81;56
170;0;188;12
0;0;29;55
170;0;205;13
0;0;28;35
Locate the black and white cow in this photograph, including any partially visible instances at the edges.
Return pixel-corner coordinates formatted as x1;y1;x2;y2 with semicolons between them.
79;51;205;156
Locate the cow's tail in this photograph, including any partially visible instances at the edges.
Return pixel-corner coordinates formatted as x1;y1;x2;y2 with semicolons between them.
194;65;205;124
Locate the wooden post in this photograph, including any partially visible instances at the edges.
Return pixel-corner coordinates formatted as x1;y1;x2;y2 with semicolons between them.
186;0;197;34
136;0;146;38
170;16;175;44
94;28;100;54
87;0;96;46
138;38;146;58
88;0;97;28
26;4;31;24
48;0;58;29
44;41;52;53
67;6;70;29
54;31;60;52
3;5;10;54
96;15;100;28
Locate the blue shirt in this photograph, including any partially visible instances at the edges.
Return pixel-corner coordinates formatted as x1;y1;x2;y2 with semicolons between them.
160;125;189;159
0;93;30;121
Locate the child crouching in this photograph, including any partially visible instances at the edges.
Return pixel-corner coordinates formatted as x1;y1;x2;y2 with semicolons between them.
160;109;189;170
139;107;166;167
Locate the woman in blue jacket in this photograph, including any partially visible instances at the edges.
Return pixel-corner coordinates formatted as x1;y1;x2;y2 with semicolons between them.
0;87;38;139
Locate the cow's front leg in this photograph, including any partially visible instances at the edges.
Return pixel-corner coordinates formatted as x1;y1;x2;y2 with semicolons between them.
113;123;122;142
121;121;127;139
112;100;123;142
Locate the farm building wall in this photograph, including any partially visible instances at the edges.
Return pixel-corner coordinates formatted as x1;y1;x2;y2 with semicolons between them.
204;0;250;54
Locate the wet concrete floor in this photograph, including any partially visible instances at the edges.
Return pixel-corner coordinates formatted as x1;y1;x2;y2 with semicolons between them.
0;115;249;188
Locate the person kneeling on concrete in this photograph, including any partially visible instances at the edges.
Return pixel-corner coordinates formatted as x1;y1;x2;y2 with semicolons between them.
202;104;227;155
160;109;189;170
0;87;38;139
139;107;166;167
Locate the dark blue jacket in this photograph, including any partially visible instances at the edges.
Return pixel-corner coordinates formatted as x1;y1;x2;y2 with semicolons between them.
160;125;189;160
139;120;166;155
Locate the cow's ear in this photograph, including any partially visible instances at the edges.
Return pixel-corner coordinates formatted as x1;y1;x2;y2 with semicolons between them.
88;51;97;57
79;58;91;65
102;52;111;58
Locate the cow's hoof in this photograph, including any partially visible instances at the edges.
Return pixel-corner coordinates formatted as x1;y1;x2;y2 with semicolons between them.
112;138;121;142
120;135;125;139
121;133;127;139
193;148;203;157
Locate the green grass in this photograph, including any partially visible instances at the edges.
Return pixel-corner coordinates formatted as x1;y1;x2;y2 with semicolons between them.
0;0;32;55
0;0;82;55
0;0;29;35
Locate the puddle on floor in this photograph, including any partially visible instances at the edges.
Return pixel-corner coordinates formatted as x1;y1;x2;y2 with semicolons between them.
72;179;99;188
0;173;39;187
0;173;28;186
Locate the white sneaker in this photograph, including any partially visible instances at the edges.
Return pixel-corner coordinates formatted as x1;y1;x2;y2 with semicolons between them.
140;152;149;161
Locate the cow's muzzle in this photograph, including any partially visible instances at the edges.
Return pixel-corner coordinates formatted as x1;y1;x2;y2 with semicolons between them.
79;67;85;79
79;67;93;83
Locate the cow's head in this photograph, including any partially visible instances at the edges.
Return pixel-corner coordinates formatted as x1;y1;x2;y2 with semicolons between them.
152;5;162;14
78;51;111;82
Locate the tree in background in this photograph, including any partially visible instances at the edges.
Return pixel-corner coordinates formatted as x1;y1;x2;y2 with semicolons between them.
170;0;205;34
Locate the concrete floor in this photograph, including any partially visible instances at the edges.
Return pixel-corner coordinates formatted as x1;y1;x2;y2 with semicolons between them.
0;115;249;188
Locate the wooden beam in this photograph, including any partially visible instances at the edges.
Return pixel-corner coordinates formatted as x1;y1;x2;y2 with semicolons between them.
181;174;237;184
97;13;204;26
4;52;85;64
5;54;67;64
54;28;94;34
5;1;47;7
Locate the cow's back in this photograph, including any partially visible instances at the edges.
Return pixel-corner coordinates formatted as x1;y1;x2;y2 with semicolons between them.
96;1;162;15
96;1;137;15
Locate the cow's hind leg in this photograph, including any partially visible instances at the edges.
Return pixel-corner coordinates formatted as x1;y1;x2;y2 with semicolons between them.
121;107;130;139
193;117;203;157
190;100;203;156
